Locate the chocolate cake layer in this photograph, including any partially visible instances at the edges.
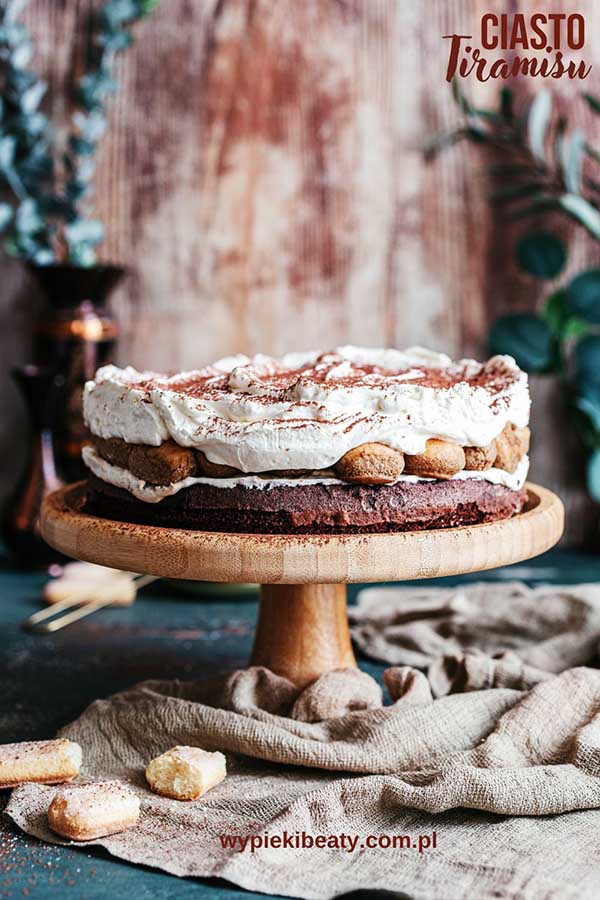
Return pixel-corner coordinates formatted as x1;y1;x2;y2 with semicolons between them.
86;474;527;534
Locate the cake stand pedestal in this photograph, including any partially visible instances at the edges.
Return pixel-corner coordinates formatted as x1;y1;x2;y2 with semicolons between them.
41;482;564;687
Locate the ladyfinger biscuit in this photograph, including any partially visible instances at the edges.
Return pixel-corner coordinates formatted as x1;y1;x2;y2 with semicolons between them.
92;435;132;471
0;739;82;788
195;450;241;478
129;440;197;485
44;563;136;607
404;439;465;479
48;781;140;841
463;443;497;471
334;443;404;485
146;746;226;800
494;424;530;473
93;435;197;485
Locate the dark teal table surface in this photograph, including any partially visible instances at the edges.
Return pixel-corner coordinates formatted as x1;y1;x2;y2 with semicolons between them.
1;549;599;900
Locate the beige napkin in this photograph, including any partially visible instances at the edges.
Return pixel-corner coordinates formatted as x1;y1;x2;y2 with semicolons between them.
6;663;600;900
350;581;600;693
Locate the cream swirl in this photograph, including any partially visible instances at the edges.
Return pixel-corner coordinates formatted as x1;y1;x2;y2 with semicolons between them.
83;346;530;472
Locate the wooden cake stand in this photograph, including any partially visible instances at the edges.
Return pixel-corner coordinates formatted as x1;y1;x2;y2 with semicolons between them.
41;482;564;687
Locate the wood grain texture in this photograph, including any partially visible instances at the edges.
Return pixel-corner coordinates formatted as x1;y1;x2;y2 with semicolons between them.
40;482;564;584
41;480;563;684
252;583;356;686
2;0;599;544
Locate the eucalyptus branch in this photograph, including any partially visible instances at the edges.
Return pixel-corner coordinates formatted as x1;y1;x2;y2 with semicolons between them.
427;82;600;242
0;0;55;262
0;0;160;266
430;82;600;505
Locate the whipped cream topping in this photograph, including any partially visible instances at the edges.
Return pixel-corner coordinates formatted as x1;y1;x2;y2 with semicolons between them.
83;446;529;504
83;346;530;472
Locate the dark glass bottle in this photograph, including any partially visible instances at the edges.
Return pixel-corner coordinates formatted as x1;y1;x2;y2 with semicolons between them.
2;366;65;566
29;263;125;481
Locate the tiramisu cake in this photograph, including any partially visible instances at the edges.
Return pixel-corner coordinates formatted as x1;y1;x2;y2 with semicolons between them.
82;347;531;534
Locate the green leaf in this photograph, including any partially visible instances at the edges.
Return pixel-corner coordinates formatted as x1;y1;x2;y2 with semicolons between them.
574;336;600;389
3;236;19;256
0;22;27;46
558;194;600;240
99;30;133;51
566;269;600;323
489;313;555;373
587;449;600;502
100;0;139;29
65;218;105;247
543;291;566;335
62;152;75;175
67;242;97;267
15;197;43;234
542;290;579;338
574;398;600;446
8;232;46;259
506;195;557;221
31;247;54;265
0;135;16;168
37;194;69;217
561;128;585;194
487;164;535;178
139;0;161;12
500;88;513;122
10;40;32;68
73;111;106;142
19;80;46;113
65;179;90;202
76;73;118;110
4;1;30;25
12;111;48;136
584;176;600;195
576;395;600;431
0;202;13;231
451;78;473;115
562;318;589;340
584;142;600;165
76;158;96;181
492;183;547;204
516;232;566;279
68;135;95;157
6;65;36;94
21;155;53;184
583;93;600;115
527;89;551;164
424;126;490;159
553;115;567;169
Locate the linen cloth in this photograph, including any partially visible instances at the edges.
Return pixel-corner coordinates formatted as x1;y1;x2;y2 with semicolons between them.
349;581;600;690
7;581;600;900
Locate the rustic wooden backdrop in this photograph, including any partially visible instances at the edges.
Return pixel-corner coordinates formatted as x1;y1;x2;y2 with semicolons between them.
2;0;600;545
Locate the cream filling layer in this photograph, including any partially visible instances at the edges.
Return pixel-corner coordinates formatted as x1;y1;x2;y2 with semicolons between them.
83;347;530;472
83;446;529;505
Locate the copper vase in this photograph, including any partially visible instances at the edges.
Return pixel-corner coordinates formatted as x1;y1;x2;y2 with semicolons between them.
29;263;125;480
2;366;65;566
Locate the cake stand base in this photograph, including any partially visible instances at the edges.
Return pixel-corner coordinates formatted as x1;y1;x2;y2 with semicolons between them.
252;584;355;687
41;482;564;686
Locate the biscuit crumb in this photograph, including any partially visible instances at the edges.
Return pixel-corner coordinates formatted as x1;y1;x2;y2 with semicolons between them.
146;746;226;801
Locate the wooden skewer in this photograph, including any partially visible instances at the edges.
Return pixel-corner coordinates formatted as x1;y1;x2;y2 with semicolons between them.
26;595;84;626
28;597;116;633
23;573;158;633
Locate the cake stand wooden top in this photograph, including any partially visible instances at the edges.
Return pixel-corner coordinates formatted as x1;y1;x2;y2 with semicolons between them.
40;482;564;584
